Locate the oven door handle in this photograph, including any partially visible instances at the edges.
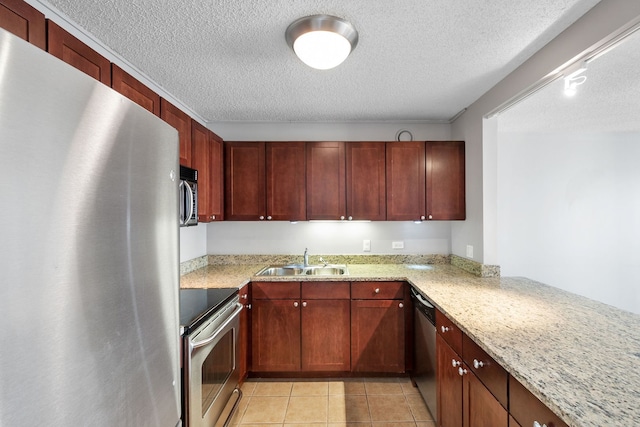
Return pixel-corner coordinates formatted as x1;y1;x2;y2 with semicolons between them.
190;302;243;350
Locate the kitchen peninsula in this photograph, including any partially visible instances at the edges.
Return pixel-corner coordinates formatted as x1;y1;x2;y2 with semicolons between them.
181;256;640;427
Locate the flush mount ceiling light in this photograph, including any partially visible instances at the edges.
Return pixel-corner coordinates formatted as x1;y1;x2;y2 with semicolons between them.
285;15;358;70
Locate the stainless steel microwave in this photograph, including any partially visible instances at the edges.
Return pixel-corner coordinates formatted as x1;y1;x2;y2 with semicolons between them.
179;165;198;227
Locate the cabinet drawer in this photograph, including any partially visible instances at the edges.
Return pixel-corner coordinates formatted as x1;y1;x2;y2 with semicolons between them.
462;334;507;408
436;309;462;355
302;281;350;299
509;376;568;427
351;281;404;300
252;282;300;299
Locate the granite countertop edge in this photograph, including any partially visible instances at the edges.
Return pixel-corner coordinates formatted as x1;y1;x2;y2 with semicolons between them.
179;262;640;427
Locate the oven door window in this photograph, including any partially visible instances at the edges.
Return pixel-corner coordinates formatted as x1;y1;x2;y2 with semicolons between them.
201;328;233;413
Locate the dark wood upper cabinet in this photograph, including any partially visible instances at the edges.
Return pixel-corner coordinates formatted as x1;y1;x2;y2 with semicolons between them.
306;141;346;220
386;141;426;220
0;0;45;49
225;142;305;221
111;64;160;116
426;141;466;220
160;98;192;167
47;20;110;85
225;142;265;220
192;121;224;221
346;142;386;220
266;142;306;221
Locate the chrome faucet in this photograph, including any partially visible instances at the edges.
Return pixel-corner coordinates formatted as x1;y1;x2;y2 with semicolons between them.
303;247;309;267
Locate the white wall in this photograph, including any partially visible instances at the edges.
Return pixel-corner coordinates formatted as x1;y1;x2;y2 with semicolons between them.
451;1;640;264
207;121;451;142
179;224;207;262
207;221;452;255
496;131;640;314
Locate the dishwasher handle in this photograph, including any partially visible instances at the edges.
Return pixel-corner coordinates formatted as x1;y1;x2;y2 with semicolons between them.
410;287;436;325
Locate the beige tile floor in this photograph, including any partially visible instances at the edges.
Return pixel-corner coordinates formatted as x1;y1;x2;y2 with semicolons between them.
229;377;436;427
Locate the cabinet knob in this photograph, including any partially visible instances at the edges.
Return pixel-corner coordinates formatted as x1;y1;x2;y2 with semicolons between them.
473;359;485;369
374;288;380;294
451;359;461;368
533;422;547;427
340;216;345;220
302;301;307;307
267;215;272;220
398;303;404;308
441;326;451;333
293;301;299;307
259;215;265;220
458;367;468;376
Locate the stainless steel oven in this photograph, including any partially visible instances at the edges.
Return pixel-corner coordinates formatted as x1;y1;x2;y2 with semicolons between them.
181;289;243;427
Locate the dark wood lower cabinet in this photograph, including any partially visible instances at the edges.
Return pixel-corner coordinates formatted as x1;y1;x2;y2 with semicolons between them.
437;334;463;427
251;298;300;372
351;299;405;373
463;369;508;427
301;299;350;371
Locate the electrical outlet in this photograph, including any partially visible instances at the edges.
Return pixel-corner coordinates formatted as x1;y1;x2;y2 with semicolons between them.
466;245;473;258
363;239;371;252
392;241;404;249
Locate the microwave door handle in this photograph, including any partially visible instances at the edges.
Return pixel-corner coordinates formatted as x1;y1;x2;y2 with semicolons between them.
190;303;243;350
179;180;186;225
187;182;195;223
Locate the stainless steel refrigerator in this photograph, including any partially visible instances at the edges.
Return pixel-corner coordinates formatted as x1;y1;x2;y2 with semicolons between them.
0;28;182;426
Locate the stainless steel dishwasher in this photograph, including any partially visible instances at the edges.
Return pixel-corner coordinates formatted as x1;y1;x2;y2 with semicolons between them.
410;287;437;421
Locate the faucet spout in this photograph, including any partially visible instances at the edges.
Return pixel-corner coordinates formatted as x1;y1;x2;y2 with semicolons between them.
303;248;309;267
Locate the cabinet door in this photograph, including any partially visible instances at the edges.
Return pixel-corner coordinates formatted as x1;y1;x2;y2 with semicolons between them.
0;0;45;49
251;299;300;372
346;142;386;220
224;142;265;220
306;141;346;220
426;141;465;220
437;334;463;427
192;122;224;221
160;99;192;167
351;299;404;373
301;299;350;371
266;142;306;220
238;284;250;383
386;141;426;220
463;369;508;427
47;20;111;85
111;64;160;116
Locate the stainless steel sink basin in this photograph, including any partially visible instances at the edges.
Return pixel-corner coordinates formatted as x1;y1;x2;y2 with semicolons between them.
256;264;349;277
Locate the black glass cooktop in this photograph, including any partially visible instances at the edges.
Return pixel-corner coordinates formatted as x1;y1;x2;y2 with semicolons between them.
179;288;238;334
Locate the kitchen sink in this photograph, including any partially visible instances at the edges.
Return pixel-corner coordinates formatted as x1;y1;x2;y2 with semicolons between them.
256;264;349;277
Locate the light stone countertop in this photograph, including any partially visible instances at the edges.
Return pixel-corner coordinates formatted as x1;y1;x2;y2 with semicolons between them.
179;262;640;426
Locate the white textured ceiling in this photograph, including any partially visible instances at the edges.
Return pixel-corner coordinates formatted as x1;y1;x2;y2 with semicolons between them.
499;27;640;133
42;0;600;123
